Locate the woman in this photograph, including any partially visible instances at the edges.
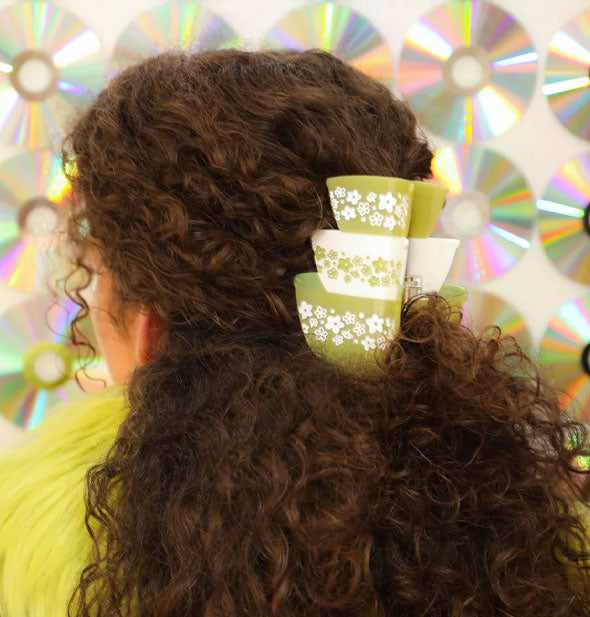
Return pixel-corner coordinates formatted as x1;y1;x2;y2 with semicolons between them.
0;48;589;617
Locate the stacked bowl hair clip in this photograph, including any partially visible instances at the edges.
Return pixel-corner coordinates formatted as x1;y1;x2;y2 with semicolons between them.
295;175;467;372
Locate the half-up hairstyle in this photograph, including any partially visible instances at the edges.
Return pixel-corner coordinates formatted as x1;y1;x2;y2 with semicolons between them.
62;49;590;617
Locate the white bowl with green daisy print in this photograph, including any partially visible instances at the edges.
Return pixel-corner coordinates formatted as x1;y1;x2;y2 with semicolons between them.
294;272;401;373
326;175;414;237
311;230;408;301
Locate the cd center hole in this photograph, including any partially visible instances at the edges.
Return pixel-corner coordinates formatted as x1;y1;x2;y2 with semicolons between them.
16;57;54;94
450;198;488;237
442;191;490;239
451;54;485;90
25;204;58;237
33;351;66;384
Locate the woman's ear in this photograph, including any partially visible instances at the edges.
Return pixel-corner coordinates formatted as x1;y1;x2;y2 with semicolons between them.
135;308;164;366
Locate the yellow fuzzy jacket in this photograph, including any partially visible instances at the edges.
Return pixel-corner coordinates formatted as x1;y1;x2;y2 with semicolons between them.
0;386;128;617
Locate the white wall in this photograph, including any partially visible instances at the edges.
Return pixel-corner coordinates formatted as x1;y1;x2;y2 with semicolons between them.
0;0;588;347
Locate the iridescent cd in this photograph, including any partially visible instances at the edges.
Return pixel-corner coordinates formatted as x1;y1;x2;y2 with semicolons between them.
539;293;590;421
431;144;535;284
399;0;537;142
462;290;532;351
0;295;110;430
110;1;241;75
0;0;105;148
261;2;394;87
0;149;71;292
543;9;590;140
537;152;590;284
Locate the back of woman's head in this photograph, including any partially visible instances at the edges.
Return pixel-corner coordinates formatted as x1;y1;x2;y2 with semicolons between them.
63;49;590;617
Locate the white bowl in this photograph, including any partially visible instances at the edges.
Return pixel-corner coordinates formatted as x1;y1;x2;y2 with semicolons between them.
311;229;408;300
406;238;460;293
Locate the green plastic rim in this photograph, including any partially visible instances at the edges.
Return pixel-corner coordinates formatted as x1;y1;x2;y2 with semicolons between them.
23;340;75;390
438;282;468;305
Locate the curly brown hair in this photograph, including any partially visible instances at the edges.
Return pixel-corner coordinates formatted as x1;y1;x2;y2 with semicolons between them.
61;49;590;617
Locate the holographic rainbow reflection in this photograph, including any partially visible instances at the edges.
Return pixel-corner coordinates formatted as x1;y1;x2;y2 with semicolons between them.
537;152;590;284
540;293;590;421
261;2;394;87
431;145;535;284
0;0;105;148
0;150;70;292
543;9;590;140
399;0;537;143
110;1;242;77
0;295;109;430
462;290;532;352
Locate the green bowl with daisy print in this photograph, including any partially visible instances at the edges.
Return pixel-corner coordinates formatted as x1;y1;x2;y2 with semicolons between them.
408;181;449;238
294;271;401;373
326;175;414;237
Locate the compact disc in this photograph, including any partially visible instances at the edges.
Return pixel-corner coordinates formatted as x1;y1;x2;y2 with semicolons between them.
537;152;590;284
0;0;105;148
261;2;394;87
431;144;535;284
0;295;110;430
399;0;537;142
110;1;241;75
539;293;590;421
462;290;532;352
0;149;71;292
543;9;590;140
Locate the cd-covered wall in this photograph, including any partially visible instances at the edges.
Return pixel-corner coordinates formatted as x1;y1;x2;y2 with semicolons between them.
0;0;589;426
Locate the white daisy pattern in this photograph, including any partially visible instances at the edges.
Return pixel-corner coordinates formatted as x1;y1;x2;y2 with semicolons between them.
325;185;415;233
361;336;376;351
341;206;357;221
366;314;384;334
314;306;327;319
369;212;384;227
299;300;313;320
358;202;370;216
315;326;328;342
384;320;396;338
343;311;356;325
378;192;396;213
346;190;362;206
326;315;344;334
297;298;400;360
353;322;366;337
383;215;397;231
